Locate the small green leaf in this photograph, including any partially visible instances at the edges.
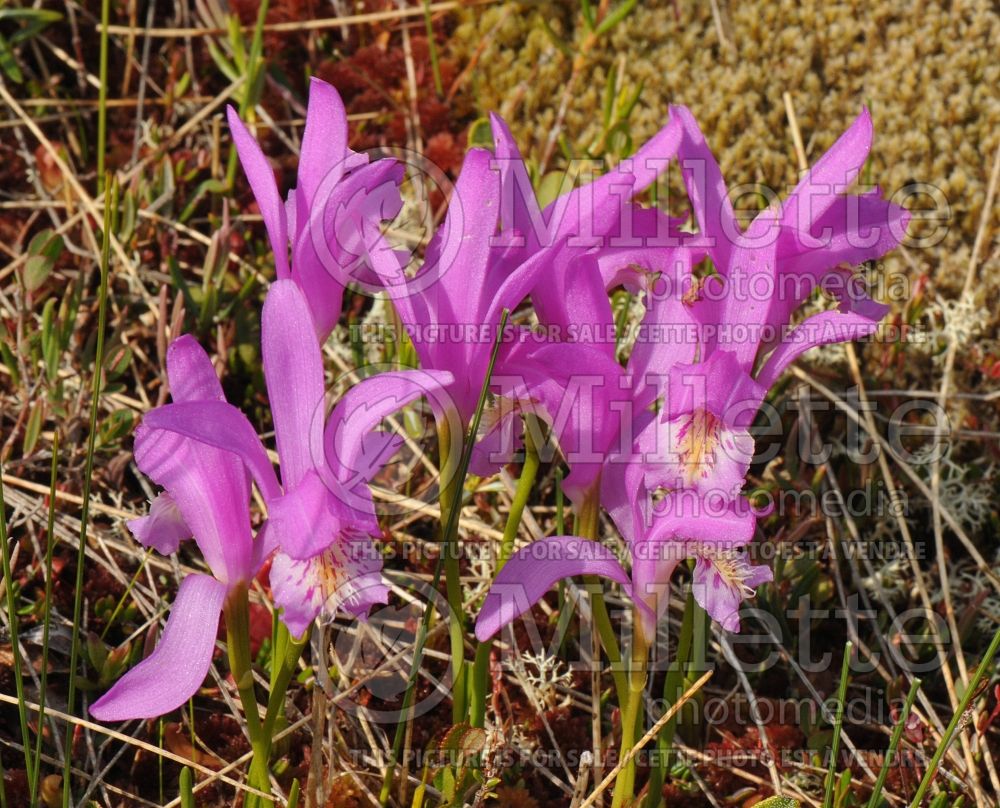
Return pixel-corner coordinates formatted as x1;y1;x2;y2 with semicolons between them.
97;408;135;448
754;798;801;808
467;117;494;149
23;400;43;455
179;767;195;808
23;229;64;292
103;343;132;380
594;0;638;36
0;32;24;83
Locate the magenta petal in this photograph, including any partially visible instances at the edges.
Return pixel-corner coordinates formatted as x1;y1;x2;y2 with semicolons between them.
691;555;744;632
292;159;404;338
781;108;873;237
648;495;757;545
128;492;191;555
629;537;683;637
166;336;224;403
296;78;350;211
489;112;543;248
475;536;631;642
672;105;739;273
755;301;888;390
270;534;387;637
691;551;772;633
142;400;282;502
267;470;346;560
769;193;909;329
134;424;255;586
325;369;454;485
427;148;501;326
90;573;226;721
262;280;326;489
227;106;290;279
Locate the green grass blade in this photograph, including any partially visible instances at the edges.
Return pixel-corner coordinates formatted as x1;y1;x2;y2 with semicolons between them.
866;677;921;808
0;469;35;791
909;626;1000;807
29;431;61;805
422;0;443;97
96;0;110;192
61;176;117;808
823;641;853;808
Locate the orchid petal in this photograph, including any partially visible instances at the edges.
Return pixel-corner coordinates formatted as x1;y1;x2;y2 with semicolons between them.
142;400;282;503
165;335;224;403
90;573;226;721
262;280;326;489
325;369;454;486
475;536;630;641
266;469;373;561
756;300;888;390
296;78;350;211
226;106;290;279
134;424;255;585
781;108;873;239
270;534;387;637
672;105;739;273
691;551;772;632
425;148;501;326
128;492;191;556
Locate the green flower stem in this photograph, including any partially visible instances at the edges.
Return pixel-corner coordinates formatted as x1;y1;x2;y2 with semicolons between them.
62;176;116;808
643;591;698;808
244;620;310;806
577;486;628;704
470;416;542;728
611;611;649;808
437;417;469;723
224;584;269;806
823;641;853;808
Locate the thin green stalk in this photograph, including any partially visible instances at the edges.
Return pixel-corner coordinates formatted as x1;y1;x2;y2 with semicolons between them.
644;590;699;808
379;309;511;806
611;613;649;808
497;416;541;572
422;0;443;97
867;678;921;808
224;585;266;806
556;467;566;623
470;417;542;727
62;176;116;808
29;432;60;806
824;641;853;808
0;474;34;788
909;626;1000;808
244;621;309;806
96;0;110;192
577;487;628;703
438;417;468;723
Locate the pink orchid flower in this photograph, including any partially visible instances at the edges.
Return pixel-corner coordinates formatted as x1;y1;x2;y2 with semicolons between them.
228;78;404;340
476;107;908;640
91;283;451;721
90;335;267;721
133;281;453;637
